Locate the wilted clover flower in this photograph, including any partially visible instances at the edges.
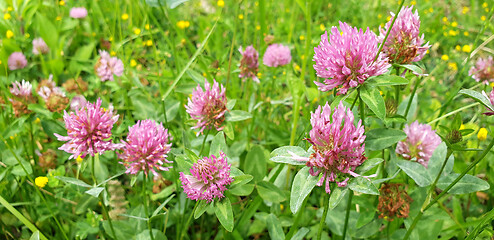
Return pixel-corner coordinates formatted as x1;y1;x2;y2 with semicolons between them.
186;79;227;136
119;120;172;176
179;152;233;202
239;45;260;83
95;50;124;81
378;6;430;64
70;7;88;19
9;80;35;117
469;56;494;85
313;22;391;95
32;38;49;55
263;44;292;67
37;75;69;112
55;98;121;159
70;95;87;111
396;121;441;168
8;52;28;70
378;183;412;221
292;102;366;194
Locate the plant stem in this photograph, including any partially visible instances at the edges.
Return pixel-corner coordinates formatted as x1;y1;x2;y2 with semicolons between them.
359;88;366;126
285;193;310;239
404;137;494;240
342;190;354;239
317;192;330;240
180;201;199;240
143;174;155;240
199;128;211;156
428;103;479;125
93;154;117;239
373;0;405;63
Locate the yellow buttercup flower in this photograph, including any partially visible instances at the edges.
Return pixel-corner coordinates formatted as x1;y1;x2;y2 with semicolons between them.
451;21;458;27
462;6;470;14
217;0;225;7
177;20;190;29
134;28;141;35
146;40;153;46
448;30;457;36
56;16;62;21
463;31;469;36
299;35;305;41
442;17;448;23
462;45;471;53
441;55;449;61
448;62;458;71
59;0;65;6
130;59;137;67
6;30;14;39
257;72;262;78
76;155;83;164
478;128;488;141
238;14;244;20
482;2;488;8
378;14;382;19
110;51;116;56
410;0;416;5
34;118;40;124
24;33;30;38
145;24;150;30
7;7;13;11
121;13;129;20
481;16;486;21
455;45;461;51
35;177;49;188
490;82;494;88
4;13;11;20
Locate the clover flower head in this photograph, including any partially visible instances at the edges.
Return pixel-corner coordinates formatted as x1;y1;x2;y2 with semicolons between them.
95;50;124;81
378;6;431;64
263;44;292;67
469;56;494;85
55;98;121;159
10;80;33;98
119;120;172;176
292;102;366;194
179;152;233;202
70;95;87;111
32;38;49;55
70;7;88;19
396;121;442;168
8;52;28;70
186;79;227;136
313;22;391;95
239;45;260;83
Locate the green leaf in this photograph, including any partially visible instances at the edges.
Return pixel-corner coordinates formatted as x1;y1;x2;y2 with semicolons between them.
152;194;175;217
226;110;252;122
184;148;199;162
244;145;266;182
56;176;92;188
230;174;254;188
223;122;235;140
194;200;209;219
329;188;348;209
290;167;318;213
437;174;490;194
365;128;407;151
427;142;449;178
226;99;237;110
396;160;432;187
398;64;425;75
12;161;33;176
175;155;193;174
135;229;166;240
214;197;234;232
459;89;494;111
360;86;386;120
266;214;285;240
367;75;409;86
85;187;104;197
229;183;255;196
348;177;379;195
257;181;286;203
270;146;308;165
40;119;65;140
210;132;227;157
29;231;40;240
291;227;310;240
35;13;58;50
357;158;384;174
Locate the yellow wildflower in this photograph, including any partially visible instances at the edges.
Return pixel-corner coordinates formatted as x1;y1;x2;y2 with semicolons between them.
481;16;486;21
455;45;461;51
59;0;65;6
6;30;14;39
462;6;470;14
442;17;448;23
238;14;244;20
180;38;186;45
459;124;465;130
257;72;262;78
378;14;382;19
177;20;190;29
35;177;49;188
7;7;13;11
441;55;449;61
451;21;458;27
134;28;141;35
386;16;391;21
478;128;488;141
76;155;84;164
464;31;469;36
110;51;116;56
109;36;114;42
24;33;30;38
299;35;305;41
256;25;260;30
462;45;471;53
56;16;62;21
428;8;433;13
410;0;416;5
146;40;153;46
448;62;458;71
217;0;225;7
34;118;40;124
482;2;488;8
491;82;494;88
130;59;137;67
320;24;325;31
145;24;150;30
448;30;457;36
4;13;11;20
121;13;129;20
